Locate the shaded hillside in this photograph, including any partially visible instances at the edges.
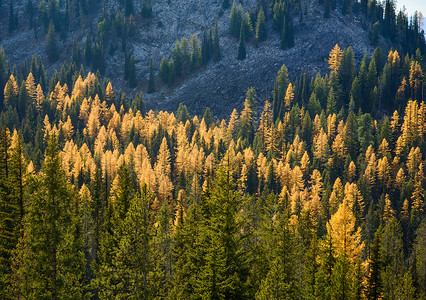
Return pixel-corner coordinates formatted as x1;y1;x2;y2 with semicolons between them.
152;4;378;116
1;0;424;118
0;0;387;117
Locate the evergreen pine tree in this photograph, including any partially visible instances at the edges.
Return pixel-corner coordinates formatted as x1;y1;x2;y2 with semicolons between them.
255;6;267;42
281;12;295;50
128;53;136;88
229;0;239;37
324;0;330;18
0;128;13;296
159;57;169;83
213;20;221;61
15;134;87;298
272;64;289;121
113;185;156;298
170;200;202;298
196;167;249;299
168;59;176;86
125;0;134;17
46;22;59;63
237;23;246;60
8;0;17;33
141;0;152;18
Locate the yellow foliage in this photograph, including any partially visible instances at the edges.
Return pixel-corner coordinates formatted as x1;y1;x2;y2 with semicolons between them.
327;199;364;262
328;44;343;73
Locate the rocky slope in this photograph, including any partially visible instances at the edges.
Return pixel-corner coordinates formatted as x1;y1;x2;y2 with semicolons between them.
0;0;383;117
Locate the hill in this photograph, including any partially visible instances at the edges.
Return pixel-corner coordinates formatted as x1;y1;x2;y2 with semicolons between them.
2;0;422;117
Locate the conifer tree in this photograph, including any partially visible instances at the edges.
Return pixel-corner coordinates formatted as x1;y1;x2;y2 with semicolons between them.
213;20;220;61
328;44;343;73
255;7;267;42
229;0;241;37
171;199;202;298
3;74;19;107
0;127;14;296
159;57;169;83
46;22;59;63
237;23;246;60
18;81;29;120
112;185;155;298
15;134;87;298
281;12;294;49
272;64;289;121
366;230;383;300
330;254;358;299
196;167;249;299
128;53;136;88
8;0;17;33
141;0;152;18
324;0;330;18
256;210;300;299
168;59;176;86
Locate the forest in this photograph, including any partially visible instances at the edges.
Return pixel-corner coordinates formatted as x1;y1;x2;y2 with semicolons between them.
0;41;426;298
1;0;426;299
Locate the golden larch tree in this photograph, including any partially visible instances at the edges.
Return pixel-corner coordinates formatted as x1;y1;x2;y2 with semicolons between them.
284;83;294;109
409;61;423;100
87;104;101;140
327;198;364;262
105;81;115;103
347;161;356;183
4;74;19;105
35;84;45;111
155;137;172;178
328;44;344;73
383;194;395;223
26;72;36;101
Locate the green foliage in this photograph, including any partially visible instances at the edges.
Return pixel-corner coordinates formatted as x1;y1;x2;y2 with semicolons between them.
14;135;87;298
213;20;221;61
159;57;169;83
238;23;247;60
324;0;330;18
272;64;289;121
0;34;425;299
128;53;137;88
168;59;176;86
255;7;266;42
229;1;243;38
281;12;294;49
141;0;152;18
46;22;59;63
196;167;250;299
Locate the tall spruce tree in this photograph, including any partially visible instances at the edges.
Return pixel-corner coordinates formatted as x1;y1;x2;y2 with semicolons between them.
196;167;250;299
238;23;247;60
112;185;156;298
255;7;266;42
14;134;87;298
272;64;290;121
46;22;59;62
213;20;221;61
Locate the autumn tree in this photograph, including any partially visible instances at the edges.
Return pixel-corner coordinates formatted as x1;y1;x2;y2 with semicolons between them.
327;199;364;262
328;44;344;73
